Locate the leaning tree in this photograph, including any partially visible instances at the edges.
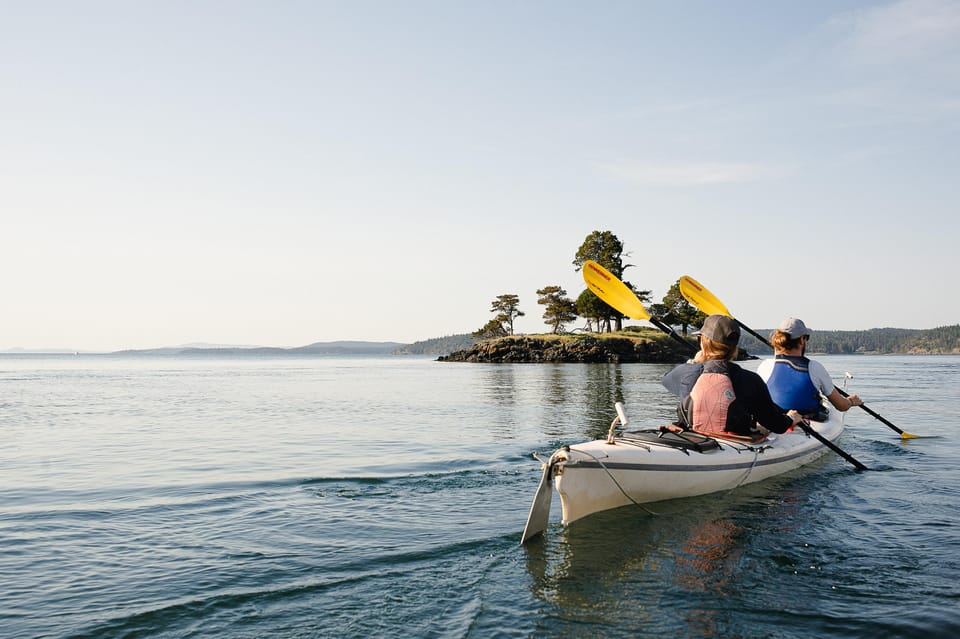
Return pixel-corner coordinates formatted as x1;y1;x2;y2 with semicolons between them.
537;285;578;334
489;293;524;336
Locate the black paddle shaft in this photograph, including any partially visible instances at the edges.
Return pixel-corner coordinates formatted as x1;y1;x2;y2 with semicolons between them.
797;422;868;471
735;318;772;350
650;318;698;355
834;387;908;436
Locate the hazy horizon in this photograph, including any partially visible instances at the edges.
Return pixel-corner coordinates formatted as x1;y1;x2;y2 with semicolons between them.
6;322;958;355
0;339;413;355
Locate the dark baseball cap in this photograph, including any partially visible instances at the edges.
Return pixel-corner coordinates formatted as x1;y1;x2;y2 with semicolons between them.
693;314;741;347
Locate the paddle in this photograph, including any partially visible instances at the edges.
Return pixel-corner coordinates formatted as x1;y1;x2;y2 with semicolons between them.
794;421;868;470
679;276;770;345
583;262;868;470
582;261;695;352
679;275;917;440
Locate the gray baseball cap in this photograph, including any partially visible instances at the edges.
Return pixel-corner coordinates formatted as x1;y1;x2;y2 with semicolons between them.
778;317;811;338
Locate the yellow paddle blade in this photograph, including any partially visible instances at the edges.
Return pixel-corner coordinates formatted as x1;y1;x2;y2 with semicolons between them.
679;275;733;317
582;260;651;320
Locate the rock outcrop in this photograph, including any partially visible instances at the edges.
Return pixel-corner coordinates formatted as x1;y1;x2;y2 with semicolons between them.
438;334;692;363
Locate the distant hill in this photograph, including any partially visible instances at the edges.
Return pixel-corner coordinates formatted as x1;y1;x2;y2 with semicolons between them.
0;347;80;354
292;341;407;355
737;325;960;355
112;341;407;356
394;334;475;355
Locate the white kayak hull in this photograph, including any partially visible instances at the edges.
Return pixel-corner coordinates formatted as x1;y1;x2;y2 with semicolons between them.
550;408;845;527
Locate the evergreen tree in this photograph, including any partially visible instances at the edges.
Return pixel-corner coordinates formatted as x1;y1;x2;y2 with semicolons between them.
572;230;648;331
653;280;706;335
575;289;616;333
537;286;578;334
472;318;508;340
572;230;630;278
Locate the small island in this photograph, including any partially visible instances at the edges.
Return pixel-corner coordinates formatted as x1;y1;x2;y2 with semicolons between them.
439;328;698;363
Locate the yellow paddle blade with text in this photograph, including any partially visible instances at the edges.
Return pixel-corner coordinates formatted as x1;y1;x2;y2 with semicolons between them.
582;260;651;320
679;275;733;317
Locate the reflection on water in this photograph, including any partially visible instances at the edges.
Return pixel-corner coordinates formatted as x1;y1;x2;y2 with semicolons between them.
672;516;742;636
579;365;627;438
482;364;518;406
675;517;741;592
545;365;571;406
478;362;679;442
523;478;812;638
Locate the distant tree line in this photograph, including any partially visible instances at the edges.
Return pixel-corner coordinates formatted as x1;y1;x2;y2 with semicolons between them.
397;334;475;355
740;325;960;355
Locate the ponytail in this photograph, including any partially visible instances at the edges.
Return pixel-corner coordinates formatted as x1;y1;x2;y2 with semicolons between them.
700;337;738;362
770;329;804;353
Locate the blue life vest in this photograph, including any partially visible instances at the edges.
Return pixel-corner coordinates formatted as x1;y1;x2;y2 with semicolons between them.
765;355;821;412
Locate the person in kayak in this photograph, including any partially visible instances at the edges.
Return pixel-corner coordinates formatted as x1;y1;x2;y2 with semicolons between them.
662;314;804;438
757;317;863;418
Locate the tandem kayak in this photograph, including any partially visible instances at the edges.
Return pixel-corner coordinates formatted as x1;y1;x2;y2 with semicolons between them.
520;402;846;544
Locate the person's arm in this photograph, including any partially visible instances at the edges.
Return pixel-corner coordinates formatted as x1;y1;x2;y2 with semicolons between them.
826;387;862;412
809;360;862;411
661;362;703;398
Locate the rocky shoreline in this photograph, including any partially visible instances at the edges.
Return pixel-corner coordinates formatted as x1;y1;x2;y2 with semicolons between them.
438;333;695;363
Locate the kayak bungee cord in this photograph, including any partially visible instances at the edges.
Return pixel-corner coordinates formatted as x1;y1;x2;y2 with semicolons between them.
566;445;660;516
729;447;761;493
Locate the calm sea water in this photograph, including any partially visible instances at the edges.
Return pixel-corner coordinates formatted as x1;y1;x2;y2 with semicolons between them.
1;353;958;638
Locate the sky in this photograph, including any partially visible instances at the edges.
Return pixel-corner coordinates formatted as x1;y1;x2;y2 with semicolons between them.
2;0;958;351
